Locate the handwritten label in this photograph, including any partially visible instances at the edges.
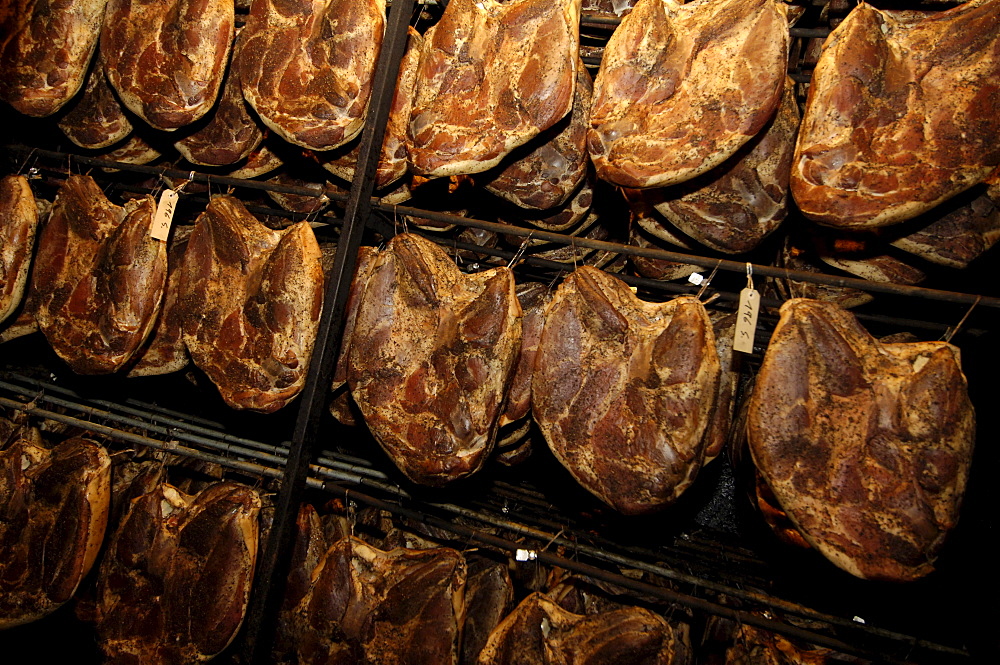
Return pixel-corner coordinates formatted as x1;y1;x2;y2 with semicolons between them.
150;189;178;241
733;287;760;354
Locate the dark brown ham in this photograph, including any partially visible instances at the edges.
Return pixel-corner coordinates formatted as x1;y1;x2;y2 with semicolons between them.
497;177;593;232
649;77;799;254
790;0;1000;228
347;233;522;486
29;175;167;374
887;173;1000;269
483;61;592;210
588;0;788;188
407;0;583;177
236;0;386;150
57;58;132;149
273;504;327;665
101;0;234;130
292;537;467;665
179;196;324;412
0;175;38;325
95;482;261;663
496;282;552;437
0;436;111;628
533;267;720;514
460;556;513;665
174;30;264;166
747;299;975;581
477;592;691;665
766;233;873;310
0;0;108;116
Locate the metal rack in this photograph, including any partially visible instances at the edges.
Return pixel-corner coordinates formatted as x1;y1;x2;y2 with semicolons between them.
2;0;998;662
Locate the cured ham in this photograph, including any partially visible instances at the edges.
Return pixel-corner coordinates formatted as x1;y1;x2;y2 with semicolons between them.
292;537;467;665
407;0;583;177
477;592;691;665
29;175;167;374
790;0;1000;227
175;30;264;167
101;0;234;130
319;27;424;189
747;299;975;581
57;58;132;149
0;436;111;628
0;0;108;116
347;233;522;486
329;246;379;426
236;0;386;150
532;267;720;514
0;175;38;325
588;0;789;189
649;77;799;254
483;61;592;211
179;196;324;412
95;482;261;663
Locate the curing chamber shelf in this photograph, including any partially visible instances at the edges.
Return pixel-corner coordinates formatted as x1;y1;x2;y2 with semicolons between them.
3;0;1000;662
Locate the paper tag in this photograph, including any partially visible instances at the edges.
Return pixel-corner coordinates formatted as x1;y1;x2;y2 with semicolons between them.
733;288;760;354
150;189;179;241
687;272;704;286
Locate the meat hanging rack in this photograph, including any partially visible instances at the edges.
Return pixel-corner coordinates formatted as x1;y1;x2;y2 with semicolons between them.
2;0;998;662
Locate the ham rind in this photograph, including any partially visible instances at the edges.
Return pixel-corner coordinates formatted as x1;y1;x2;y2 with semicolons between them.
0;0;108;117
179;196;324;412
236;0;386;150
407;0;583;178
29;175;167;374
747;299;975;581
588;0;788;189
0;175;39;325
101;0;234;130
347;233;522;486
790;0;1000;228
532;267;720;515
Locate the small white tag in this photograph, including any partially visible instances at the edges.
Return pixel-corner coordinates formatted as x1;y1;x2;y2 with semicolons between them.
687;272;704;286
150;189;179;241
514;549;537;562
733;288;760;354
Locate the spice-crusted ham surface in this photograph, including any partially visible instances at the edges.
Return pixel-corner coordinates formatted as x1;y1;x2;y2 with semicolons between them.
747;299;975;581
407;0;582;178
532;266;720;515
588;0;788;189
29;175;167;374
0;0;108;117
101;0;234;130
347;233;522;486
179;196;324;412
236;0;386;150
57;58;132;149
790;0;1000;228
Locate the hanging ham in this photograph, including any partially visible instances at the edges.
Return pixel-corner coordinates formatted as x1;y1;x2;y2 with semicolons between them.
588;0;789;189
747;299;975;581
0;0;108;116
532;266;720;515
0;175;39;325
101;0;234;130
347;233;522;486
407;0;583;177
28;175;167;374
179;196;324;412
790;0;1000;228
236;0;386;150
